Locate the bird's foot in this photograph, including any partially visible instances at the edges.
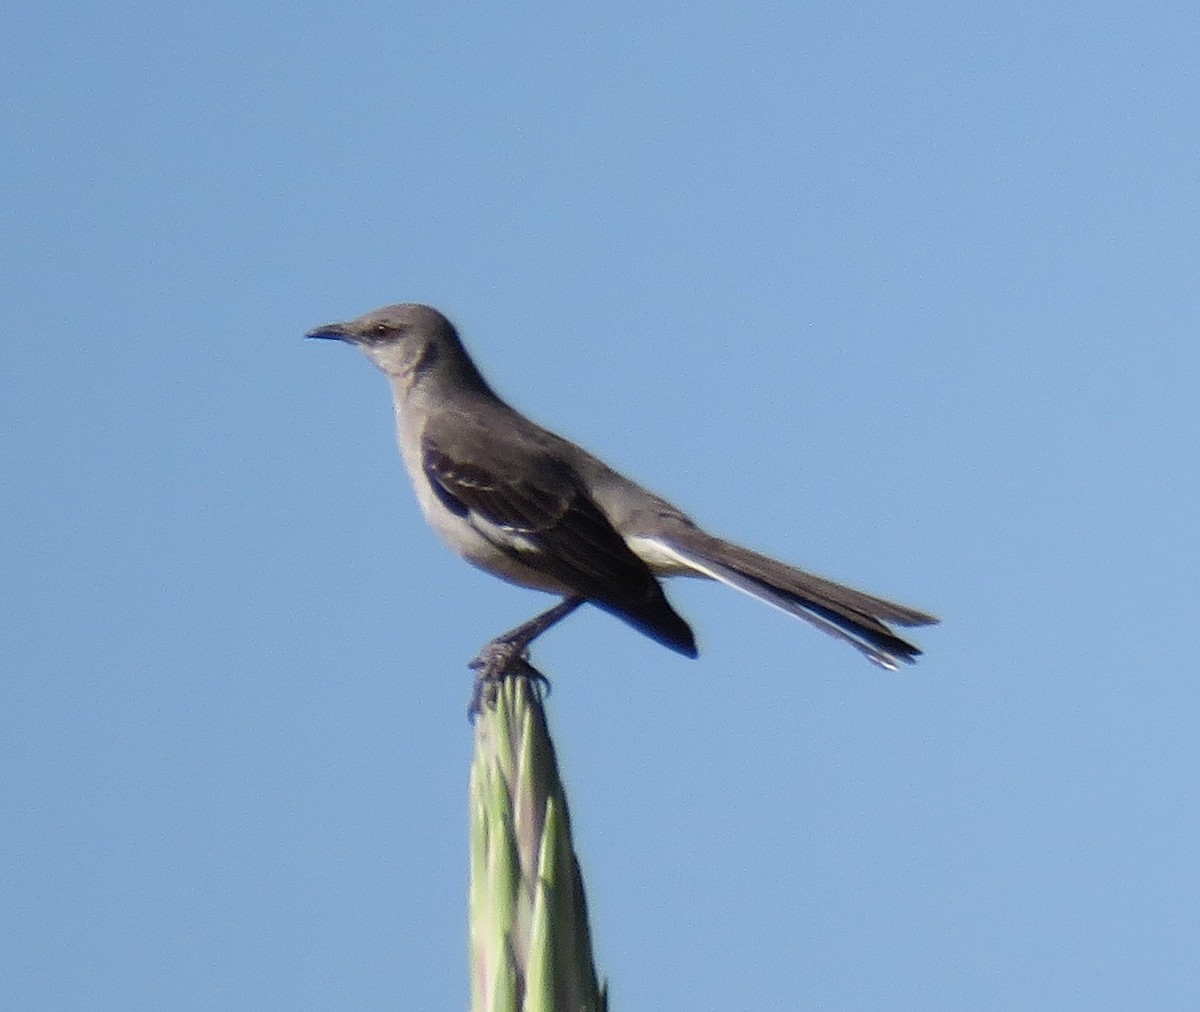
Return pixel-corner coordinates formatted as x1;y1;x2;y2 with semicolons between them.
469;635;532;680
464;597;580;718
467;638;551;719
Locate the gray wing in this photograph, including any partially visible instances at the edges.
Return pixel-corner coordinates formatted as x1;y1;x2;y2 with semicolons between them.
420;423;697;655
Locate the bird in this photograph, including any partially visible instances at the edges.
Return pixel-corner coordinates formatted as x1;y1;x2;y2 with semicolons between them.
307;303;937;682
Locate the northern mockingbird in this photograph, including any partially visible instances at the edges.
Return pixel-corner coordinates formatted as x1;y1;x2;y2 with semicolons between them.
308;303;936;679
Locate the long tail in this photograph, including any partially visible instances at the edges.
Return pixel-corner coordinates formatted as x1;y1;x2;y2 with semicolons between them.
649;528;938;670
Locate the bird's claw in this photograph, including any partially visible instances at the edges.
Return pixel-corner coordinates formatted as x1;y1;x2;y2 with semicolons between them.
467;638;552;719
468;637;529;677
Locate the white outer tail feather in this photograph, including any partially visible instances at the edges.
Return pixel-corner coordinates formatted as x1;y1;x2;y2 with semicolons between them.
629;534;912;670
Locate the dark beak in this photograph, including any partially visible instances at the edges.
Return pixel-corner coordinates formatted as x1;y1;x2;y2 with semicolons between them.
306;322;354;342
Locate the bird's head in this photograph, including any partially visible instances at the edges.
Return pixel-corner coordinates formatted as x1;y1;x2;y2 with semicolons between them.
306;303;460;379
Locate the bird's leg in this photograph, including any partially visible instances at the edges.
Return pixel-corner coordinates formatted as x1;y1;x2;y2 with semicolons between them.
468;596;585;713
469;595;584;675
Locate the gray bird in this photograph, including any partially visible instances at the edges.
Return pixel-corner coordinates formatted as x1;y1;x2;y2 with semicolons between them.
308;303;936;678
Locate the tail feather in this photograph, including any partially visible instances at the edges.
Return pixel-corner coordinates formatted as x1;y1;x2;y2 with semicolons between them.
593;586;698;658
653;529;936;670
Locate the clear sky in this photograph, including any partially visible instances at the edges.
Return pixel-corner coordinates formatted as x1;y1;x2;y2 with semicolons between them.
4;3;1197;1009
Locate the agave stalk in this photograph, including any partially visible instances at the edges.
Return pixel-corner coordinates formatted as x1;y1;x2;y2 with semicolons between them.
468;674;607;1012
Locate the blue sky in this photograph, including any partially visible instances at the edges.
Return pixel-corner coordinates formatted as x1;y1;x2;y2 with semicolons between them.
4;2;1197;1008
